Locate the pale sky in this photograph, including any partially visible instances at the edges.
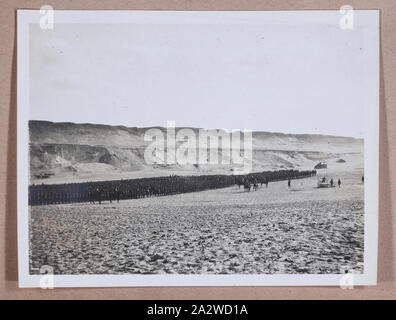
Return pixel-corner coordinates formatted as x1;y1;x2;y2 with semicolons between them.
29;13;377;138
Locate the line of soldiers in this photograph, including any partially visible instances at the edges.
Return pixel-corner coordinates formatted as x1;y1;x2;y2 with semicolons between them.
28;169;316;206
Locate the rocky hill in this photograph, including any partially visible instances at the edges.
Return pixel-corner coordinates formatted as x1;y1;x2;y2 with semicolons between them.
29;120;363;184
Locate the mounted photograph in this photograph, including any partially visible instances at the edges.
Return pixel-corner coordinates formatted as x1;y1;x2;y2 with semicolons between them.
17;10;379;287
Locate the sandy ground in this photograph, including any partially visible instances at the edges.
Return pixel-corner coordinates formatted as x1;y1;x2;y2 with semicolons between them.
29;168;364;275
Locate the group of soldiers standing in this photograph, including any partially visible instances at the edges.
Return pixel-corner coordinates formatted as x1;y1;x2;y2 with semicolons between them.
236;169;316;191
29;169;317;206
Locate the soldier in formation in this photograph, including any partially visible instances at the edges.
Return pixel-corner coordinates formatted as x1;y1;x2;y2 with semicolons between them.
28;169;316;206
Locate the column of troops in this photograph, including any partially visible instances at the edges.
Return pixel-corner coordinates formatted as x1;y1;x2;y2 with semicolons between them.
28;169;316;206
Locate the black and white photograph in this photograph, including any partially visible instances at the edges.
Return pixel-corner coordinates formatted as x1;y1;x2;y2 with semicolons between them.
17;10;379;287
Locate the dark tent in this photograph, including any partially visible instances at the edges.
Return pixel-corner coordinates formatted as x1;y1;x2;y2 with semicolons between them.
314;162;327;169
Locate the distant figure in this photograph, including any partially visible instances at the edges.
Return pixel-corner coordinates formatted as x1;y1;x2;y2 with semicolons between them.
322;177;326;183
265;180;269;188
362;175;364;183
96;186;102;204
115;186;121;203
330;178;334;187
338;179;341;188
288;179;291;188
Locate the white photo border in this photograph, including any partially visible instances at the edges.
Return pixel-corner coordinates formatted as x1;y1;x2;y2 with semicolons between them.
17;10;379;288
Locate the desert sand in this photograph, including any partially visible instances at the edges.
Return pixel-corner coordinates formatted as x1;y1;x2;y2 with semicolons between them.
29;166;364;275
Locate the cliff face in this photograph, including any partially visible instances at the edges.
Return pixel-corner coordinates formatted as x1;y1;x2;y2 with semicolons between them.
29;120;363;183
